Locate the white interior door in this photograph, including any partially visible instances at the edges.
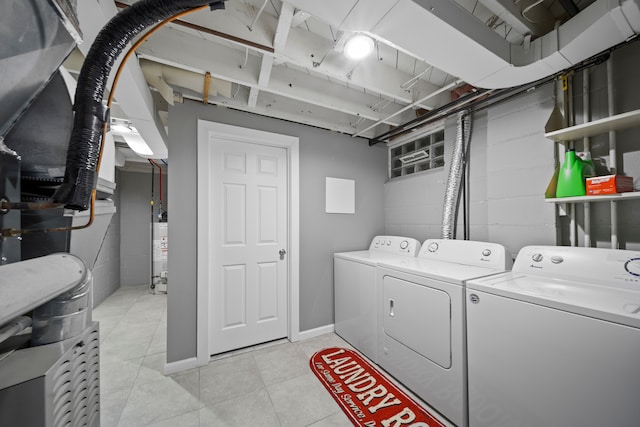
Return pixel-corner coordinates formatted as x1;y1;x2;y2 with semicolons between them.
208;137;288;355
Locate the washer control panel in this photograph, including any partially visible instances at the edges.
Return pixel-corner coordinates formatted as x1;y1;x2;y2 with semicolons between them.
514;246;640;287
369;236;421;255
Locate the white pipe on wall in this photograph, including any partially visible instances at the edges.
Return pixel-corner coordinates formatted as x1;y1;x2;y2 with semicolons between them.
583;68;592;247
607;58;619;249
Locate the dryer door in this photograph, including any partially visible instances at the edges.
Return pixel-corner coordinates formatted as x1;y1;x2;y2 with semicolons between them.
382;275;451;368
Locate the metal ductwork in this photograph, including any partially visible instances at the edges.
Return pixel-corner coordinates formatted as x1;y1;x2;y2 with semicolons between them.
441;111;471;239
287;0;640;89
0;0;78;138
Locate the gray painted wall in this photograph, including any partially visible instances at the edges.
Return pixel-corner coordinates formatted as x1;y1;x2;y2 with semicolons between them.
167;101;387;363
119;169;168;287
385;41;640;256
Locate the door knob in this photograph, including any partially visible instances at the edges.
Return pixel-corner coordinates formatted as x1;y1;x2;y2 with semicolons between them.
279;249;286;260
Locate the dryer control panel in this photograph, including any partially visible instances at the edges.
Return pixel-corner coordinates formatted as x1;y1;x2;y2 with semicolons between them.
418;239;511;269
369;236;421;255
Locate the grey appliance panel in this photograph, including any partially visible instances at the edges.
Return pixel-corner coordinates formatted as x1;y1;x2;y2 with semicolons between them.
334;256;378;361
0;1;76;137
467;290;640;427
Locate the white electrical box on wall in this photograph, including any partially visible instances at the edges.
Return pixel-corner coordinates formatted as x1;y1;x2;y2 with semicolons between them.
152;222;168;293
325;177;355;214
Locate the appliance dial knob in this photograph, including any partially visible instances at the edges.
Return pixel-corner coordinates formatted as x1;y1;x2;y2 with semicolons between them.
625;258;640;277
482;249;491;257
386;240;391;246
550;256;564;264
428;242;439;253
532;253;543;262
400;240;409;250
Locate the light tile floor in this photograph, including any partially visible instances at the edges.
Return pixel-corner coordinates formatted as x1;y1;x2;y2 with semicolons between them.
94;285;452;427
93;285;354;426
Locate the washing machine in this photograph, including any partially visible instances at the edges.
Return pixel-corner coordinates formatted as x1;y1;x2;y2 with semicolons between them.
466;245;640;427
377;239;511;427
334;235;421;362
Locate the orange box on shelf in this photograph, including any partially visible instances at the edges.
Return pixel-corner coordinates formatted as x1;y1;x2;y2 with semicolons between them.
586;175;634;195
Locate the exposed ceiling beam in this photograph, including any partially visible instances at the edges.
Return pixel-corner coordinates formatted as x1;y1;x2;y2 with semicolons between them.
137;28;418;127
180;87;391;138
274;3;295;52
142;23;448;109
248;55;274;107
249;2;295;107
291;9;312;28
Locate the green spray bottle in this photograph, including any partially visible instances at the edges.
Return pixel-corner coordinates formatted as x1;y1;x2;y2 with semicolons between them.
556;148;586;197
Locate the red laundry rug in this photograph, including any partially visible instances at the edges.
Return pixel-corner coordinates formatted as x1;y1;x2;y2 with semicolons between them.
310;347;446;427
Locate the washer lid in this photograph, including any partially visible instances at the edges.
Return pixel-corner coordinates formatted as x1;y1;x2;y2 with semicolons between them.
378;257;506;285
334;250;415;266
467;273;640;329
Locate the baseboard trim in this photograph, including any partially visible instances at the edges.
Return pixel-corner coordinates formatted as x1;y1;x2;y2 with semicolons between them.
164;357;197;375
297;324;334;342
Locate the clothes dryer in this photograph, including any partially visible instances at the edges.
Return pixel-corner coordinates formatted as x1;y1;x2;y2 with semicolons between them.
466;246;640;427
377;239;511;427
334;236;421;362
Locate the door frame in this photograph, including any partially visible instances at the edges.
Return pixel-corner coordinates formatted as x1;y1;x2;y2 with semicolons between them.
196;119;300;366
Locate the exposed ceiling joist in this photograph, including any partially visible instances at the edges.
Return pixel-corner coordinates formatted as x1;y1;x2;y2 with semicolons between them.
137;28;419;130
248;2;295;107
248;55;275;107
141;23;447;109
182;86;392;137
97;0;636;166
291;8;312;27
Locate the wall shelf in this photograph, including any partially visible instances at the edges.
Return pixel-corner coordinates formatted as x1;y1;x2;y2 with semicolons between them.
544;108;640;142
545;191;640;203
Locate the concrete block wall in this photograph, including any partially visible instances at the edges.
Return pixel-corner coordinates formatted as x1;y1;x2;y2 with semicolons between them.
385;85;558;258
384;40;640;254
384;166;447;241
485;84;557;257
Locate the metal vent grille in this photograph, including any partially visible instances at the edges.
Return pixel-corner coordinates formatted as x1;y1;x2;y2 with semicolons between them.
0;323;100;427
50;328;100;427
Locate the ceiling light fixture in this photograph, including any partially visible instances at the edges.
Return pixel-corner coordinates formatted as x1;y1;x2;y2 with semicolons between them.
120;132;153;156
110;118;153;156
344;34;374;60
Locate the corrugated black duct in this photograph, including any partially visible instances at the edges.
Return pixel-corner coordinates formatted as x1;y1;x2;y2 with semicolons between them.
53;0;226;210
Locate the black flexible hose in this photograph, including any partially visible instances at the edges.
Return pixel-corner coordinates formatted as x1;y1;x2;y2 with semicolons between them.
53;0;226;210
